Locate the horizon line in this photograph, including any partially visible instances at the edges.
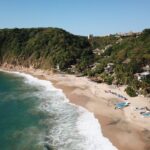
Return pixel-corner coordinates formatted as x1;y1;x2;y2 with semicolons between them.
0;26;148;37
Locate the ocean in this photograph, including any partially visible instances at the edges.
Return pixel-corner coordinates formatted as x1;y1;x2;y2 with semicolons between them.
0;70;117;150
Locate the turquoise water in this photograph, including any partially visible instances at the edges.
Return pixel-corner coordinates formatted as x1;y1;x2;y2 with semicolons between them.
0;71;117;150
0;72;47;150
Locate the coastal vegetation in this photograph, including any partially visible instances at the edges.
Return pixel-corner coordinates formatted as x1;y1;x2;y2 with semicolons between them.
125;86;137;97
0;28;92;70
0;27;150;96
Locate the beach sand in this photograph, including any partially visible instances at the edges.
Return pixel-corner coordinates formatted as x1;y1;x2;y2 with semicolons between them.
46;74;150;150
1;64;150;150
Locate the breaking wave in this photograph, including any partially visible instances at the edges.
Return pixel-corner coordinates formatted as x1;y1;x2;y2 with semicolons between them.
2;70;117;150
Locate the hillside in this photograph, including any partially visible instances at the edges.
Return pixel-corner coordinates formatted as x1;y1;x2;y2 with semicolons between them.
0;27;150;96
0;28;93;70
90;29;150;96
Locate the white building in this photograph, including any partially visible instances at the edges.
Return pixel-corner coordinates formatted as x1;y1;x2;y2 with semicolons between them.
88;34;93;40
134;71;150;81
104;63;114;73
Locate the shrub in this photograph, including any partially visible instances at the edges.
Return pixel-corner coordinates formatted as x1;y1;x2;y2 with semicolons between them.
104;76;113;85
125;86;137;97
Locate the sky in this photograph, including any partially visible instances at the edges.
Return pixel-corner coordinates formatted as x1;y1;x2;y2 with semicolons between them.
0;0;150;36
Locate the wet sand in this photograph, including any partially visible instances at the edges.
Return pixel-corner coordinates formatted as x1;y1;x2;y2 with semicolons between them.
53;83;150;150
1;64;150;150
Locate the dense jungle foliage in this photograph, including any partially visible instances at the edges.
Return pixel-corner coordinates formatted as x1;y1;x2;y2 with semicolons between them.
0;28;93;70
0;27;150;96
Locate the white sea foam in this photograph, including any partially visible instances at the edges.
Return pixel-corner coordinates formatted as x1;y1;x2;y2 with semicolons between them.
1;70;118;150
77;107;117;150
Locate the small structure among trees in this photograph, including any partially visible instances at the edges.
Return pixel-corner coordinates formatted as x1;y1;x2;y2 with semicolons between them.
104;63;114;74
134;72;150;81
88;34;93;40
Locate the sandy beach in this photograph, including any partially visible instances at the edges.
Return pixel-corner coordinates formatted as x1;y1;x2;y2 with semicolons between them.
0;64;150;150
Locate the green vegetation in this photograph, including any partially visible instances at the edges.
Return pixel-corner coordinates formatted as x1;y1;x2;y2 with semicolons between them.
0;27;150;96
0;28;93;70
125;86;137;97
89;29;150;96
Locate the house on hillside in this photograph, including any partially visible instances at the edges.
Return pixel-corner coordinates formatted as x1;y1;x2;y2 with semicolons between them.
135;65;150;81
104;44;112;50
104;63;114;74
140;72;150;78
116;38;123;44
115;34;121;38
134;71;150;81
70;65;76;73
93;48;103;55
90;63;100;70
116;32;141;37
56;64;60;71
143;65;150;72
88;34;93;40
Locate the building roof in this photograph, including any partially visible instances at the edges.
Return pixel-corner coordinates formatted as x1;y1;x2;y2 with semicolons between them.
140;72;150;76
143;65;150;71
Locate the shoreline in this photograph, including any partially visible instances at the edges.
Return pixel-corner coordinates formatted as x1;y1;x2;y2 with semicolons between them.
0;64;150;150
